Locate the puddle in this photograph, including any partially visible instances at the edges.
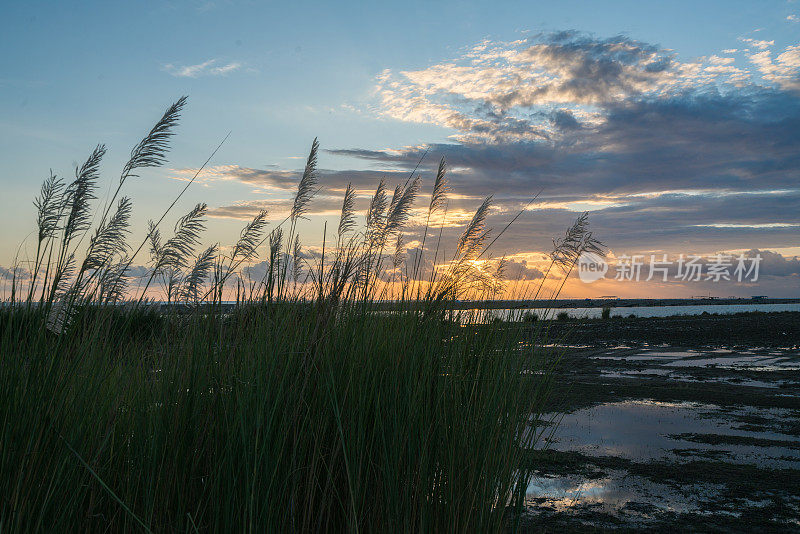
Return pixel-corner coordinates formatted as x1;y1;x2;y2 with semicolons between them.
524;468;789;525
600;368;673;378
599;369;793;388
664;356;800;371
528;340;800;527
624;353;691;361
592;346;800;372
527;469;722;514
544;400;800;469
527;469;724;518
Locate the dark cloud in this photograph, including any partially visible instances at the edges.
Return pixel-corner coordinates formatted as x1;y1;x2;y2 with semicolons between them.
0;265;30;279
503;259;544;280
748;249;800;278
509;32;674;107
208;192;390;220
330;88;800;198
322;88;800;256
550;109;581;131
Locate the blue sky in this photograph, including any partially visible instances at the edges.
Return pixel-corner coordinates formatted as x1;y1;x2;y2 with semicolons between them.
2;1;800;296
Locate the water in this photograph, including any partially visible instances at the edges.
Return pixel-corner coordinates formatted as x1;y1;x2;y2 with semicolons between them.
527;400;800;521
525;343;800;525
472;302;800;320
593;347;800;371
543;400;800;468
526;469;723;515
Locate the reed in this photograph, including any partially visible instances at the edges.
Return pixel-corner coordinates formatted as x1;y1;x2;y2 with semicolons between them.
0;97;601;532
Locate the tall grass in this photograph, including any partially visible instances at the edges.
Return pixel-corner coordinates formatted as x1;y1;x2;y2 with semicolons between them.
0;98;601;532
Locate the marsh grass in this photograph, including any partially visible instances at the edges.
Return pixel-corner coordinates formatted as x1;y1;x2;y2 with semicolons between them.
0;97;602;532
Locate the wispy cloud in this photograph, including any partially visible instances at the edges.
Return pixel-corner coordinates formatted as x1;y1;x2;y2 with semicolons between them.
162;58;242;78
739;37;775;50
747;45;800;90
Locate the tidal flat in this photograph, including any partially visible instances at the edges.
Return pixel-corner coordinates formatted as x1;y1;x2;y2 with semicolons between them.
519;311;800;531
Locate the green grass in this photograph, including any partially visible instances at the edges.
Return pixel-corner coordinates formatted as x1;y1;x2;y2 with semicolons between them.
0;302;559;532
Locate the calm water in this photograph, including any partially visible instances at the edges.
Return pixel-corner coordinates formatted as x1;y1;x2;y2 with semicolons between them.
469;302;800;320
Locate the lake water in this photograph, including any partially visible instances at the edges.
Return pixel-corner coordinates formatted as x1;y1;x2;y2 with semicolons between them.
465;302;800;321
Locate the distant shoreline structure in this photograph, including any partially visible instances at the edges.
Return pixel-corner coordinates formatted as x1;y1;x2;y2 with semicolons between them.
376;297;800;310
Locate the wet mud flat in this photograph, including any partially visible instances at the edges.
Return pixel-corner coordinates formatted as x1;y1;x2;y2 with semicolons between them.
540;310;800;348
521;312;800;531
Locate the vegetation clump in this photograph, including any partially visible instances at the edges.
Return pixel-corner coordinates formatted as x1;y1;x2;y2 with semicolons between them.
0;97;603;532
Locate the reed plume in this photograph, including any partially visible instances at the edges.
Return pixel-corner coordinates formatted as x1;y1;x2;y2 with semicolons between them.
410;157;449;291
392;233;405;270
121;96;187;181
292;234;303;286
338;182;357;237
97;260;130;304
161;203;208;269
47;146;105;303
290;137;319;222
34;172;65;244
456;195;492;261
366;179;388;233
278;137;319;299
92;96;187;254
384;176;420;237
268;228;283;270
550;211;604;270
260;227;283;301
180;244;218;302
231;209;268;264
62;145;104;246
28;172;65;300
140;203;207;301
148;222;163;262
531;211;605;303
81;196;132;272
429;157;449;214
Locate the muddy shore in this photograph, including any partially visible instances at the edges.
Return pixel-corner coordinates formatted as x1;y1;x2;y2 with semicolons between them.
521;311;800;532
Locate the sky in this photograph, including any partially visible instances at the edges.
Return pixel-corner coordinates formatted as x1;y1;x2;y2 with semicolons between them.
1;0;799;298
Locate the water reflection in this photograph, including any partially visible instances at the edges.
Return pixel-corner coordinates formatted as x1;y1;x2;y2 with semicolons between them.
527;469;722;514
545;400;799;468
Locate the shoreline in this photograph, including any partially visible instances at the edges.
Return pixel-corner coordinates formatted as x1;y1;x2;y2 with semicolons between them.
442;297;800;310
523;311;800;531
527;310;800;348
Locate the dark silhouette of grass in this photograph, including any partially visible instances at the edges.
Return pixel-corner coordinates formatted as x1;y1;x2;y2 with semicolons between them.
0;97;603;532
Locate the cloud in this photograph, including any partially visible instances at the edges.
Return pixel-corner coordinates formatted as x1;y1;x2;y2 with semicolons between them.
333;34;800;258
502;258;544;280
171;164;416;194
747;46;800;90
708;55;735;65
561;249;800;298
162;59;242;78
0;265;29;279
208;196;349;220
201;31;800;282
745;249;800;277
373;32;781;144
739;37;775;50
